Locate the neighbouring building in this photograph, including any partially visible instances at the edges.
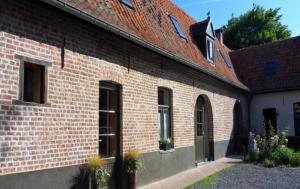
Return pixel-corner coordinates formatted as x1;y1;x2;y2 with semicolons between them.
0;0;298;189
230;36;300;150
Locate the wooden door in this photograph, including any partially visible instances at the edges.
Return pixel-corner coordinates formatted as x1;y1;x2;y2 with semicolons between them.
99;82;122;189
195;97;206;163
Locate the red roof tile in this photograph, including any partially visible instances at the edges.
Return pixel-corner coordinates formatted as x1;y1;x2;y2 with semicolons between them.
49;0;246;89
230;36;300;93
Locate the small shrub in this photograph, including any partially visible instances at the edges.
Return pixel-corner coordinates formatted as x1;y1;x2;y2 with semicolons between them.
271;146;294;166
262;159;275;168
291;152;300;167
87;156;105;171
94;167;110;184
125;149;142;174
243;154;250;163
87;156;110;185
278;132;288;146
249;150;259;163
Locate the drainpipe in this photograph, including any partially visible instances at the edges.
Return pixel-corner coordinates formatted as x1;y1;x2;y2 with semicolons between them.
247;94;253;133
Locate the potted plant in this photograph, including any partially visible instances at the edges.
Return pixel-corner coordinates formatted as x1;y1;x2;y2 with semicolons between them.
159;138;172;151
87;156;110;189
125;149;142;189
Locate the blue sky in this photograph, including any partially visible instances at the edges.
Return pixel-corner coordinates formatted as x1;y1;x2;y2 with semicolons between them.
172;0;300;37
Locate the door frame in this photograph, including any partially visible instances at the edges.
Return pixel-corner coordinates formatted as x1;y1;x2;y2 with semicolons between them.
99;81;122;189
195;96;211;163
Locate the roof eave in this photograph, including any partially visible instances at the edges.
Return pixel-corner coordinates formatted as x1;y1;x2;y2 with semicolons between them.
40;0;249;92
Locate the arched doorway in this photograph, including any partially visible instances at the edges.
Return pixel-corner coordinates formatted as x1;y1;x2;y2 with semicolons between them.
195;95;214;163
233;101;243;154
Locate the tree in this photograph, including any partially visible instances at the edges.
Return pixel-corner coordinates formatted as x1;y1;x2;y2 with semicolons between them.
223;5;291;50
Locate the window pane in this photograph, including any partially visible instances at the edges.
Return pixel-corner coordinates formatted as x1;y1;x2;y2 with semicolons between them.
158;107;170;140
24;68;34;102
99;82;119;158
158;90;164;105
159;109;164;139
158;88;170;106
209;42;213;59
99;135;117;158
100;88;118;111
206;40;214;61
23;63;45;103
121;0;133;6
197;124;203;136
197;111;201;123
99;112;117;134
163;109;170;139
100;89;108;111
169;16;186;38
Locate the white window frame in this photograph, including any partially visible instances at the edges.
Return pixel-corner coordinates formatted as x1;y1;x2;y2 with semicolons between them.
158;88;172;142
206;38;215;64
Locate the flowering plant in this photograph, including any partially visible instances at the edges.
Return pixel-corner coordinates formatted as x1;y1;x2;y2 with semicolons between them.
125;149;142;174
87;156;110;185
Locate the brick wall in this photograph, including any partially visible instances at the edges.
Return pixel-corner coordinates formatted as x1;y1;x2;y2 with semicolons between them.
0;0;248;176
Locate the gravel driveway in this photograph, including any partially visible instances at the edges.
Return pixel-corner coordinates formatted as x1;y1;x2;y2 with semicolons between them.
195;164;300;189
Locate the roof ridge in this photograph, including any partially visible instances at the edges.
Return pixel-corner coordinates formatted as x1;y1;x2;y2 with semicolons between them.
232;35;300;53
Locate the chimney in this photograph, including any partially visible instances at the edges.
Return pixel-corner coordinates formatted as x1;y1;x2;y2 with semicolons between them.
215;29;223;46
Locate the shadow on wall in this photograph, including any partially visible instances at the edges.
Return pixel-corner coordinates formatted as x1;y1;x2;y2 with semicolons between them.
202;94;215;161
226;101;248;156
70;165;89;189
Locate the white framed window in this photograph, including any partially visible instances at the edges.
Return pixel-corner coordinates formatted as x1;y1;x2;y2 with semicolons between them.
158;88;173;149
206;38;214;63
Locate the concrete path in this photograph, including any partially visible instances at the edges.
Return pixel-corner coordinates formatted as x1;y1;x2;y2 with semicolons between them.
139;156;242;189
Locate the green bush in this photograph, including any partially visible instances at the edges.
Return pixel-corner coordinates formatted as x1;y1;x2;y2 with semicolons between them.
249;150;259;163
271;146;294;166
291;152;300;167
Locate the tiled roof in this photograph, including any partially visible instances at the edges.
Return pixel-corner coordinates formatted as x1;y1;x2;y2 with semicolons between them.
43;0;247;90
230;36;300;93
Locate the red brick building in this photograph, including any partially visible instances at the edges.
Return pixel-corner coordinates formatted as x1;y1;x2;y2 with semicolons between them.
5;0;300;188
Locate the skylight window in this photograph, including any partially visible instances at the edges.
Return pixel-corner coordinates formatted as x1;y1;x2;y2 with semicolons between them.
169;15;186;39
120;0;134;8
219;50;232;68
264;59;279;76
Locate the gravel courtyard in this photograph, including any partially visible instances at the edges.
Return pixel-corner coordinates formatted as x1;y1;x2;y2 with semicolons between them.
195;164;300;189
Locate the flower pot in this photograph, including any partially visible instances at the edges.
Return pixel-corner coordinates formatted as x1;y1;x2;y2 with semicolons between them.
160;143;171;151
97;182;104;189
129;172;136;189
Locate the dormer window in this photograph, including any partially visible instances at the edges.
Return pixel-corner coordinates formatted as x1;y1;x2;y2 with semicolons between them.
120;0;134;8
206;38;214;63
169;15;186;39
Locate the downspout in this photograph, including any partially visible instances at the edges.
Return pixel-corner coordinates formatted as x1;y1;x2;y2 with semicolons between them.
40;0;249;92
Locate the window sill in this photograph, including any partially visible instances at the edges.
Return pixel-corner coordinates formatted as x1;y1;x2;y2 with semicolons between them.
159;149;175;154
207;60;215;66
12;100;51;107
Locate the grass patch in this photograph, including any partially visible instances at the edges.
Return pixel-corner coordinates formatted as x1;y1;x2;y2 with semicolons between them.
183;168;228;189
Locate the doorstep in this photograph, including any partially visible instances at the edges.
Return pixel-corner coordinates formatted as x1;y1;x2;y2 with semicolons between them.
138;156;242;189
